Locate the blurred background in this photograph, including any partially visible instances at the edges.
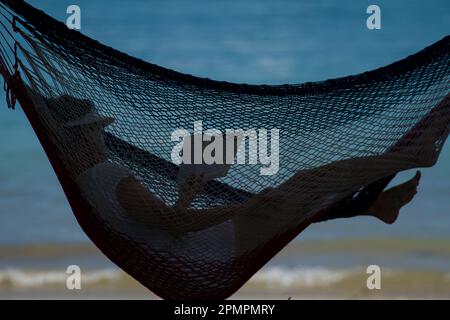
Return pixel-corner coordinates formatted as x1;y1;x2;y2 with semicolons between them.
0;0;449;299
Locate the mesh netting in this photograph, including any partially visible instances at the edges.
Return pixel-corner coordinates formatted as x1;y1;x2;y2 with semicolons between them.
0;0;449;299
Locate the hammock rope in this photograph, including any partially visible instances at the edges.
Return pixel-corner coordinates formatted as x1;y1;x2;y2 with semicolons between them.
0;0;449;299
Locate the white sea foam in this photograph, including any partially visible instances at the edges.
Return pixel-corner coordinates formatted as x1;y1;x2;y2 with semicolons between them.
0;268;121;288
1;266;449;291
249;266;357;289
0;266;355;289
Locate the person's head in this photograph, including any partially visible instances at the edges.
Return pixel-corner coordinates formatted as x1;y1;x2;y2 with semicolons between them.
45;95;114;174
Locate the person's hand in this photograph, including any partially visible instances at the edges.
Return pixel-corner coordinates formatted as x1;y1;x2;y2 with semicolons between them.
184;173;205;192
176;174;205;209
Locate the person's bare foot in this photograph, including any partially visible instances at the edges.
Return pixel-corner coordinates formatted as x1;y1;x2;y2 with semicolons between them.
367;171;421;224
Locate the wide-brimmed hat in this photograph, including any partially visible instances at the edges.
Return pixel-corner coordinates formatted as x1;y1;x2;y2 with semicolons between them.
64;112;115;128
43;94;114;128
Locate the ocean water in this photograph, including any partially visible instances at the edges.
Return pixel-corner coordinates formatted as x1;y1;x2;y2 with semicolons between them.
0;0;449;296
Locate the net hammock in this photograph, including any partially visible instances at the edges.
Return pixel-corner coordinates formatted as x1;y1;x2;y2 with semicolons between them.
0;0;449;300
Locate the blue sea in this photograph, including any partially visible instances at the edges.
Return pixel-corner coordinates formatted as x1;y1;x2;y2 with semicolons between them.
0;0;449;298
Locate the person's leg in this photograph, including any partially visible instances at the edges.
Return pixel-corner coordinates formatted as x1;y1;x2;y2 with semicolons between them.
363;171;420;224
313;171;420;224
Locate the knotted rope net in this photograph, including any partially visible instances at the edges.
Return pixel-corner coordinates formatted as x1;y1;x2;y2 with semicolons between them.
0;0;449;299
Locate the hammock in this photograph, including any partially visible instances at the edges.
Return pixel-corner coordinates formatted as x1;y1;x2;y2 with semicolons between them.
0;0;449;299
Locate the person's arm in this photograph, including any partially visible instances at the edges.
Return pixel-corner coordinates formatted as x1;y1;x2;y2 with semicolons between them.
116;175;243;235
174;174;205;209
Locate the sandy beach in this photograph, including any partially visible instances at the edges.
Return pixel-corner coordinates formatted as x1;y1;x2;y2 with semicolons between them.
1;240;450;300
